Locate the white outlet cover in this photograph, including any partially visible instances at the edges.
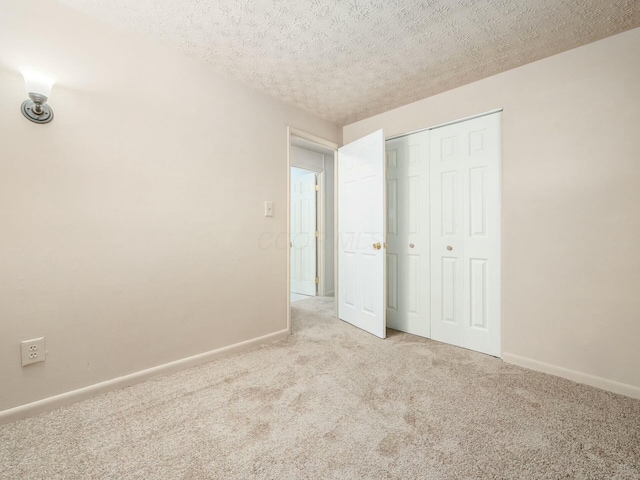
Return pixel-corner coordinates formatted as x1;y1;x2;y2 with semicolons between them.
21;337;46;366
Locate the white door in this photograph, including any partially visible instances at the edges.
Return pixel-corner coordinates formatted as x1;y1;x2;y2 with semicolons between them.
430;113;501;356
338;130;386;338
385;131;430;337
291;169;317;296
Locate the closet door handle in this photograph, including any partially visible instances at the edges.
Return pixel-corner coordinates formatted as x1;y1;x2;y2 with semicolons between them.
409;243;414;248
447;246;453;251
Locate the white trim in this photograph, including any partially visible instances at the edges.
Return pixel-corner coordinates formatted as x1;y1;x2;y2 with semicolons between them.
289;127;339;151
0;329;289;425
287;127;292;333
503;352;640;400
385;108;503;141
333;148;338;317
316;171;325;296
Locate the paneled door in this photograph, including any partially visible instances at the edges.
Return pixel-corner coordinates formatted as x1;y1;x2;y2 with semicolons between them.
385;131;430;337
291;170;317;296
430;113;501;356
338;130;386;338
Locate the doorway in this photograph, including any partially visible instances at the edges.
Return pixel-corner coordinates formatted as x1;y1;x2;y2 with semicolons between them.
287;128;339;331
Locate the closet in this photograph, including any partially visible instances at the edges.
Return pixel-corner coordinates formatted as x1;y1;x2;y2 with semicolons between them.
385;112;501;356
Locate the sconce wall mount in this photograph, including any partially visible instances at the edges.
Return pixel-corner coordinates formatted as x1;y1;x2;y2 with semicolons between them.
21;94;54;124
20;67;56;124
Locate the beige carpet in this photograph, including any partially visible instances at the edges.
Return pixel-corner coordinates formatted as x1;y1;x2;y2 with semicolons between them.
1;296;639;479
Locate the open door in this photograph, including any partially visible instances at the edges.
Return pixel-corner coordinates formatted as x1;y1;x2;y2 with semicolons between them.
337;130;386;338
291;169;317;296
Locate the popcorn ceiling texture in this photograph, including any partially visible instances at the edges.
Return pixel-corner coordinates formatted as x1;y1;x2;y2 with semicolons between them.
56;0;640;124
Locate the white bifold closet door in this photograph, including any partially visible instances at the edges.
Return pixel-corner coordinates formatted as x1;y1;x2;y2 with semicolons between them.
385;131;430;337
430;113;501;357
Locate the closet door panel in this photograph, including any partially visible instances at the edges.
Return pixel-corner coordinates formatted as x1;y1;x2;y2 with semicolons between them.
431;113;501;357
385;131;430;337
430;123;465;348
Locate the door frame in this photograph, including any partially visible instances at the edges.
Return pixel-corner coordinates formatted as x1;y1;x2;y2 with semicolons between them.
315;170;328;297
287;127;339;333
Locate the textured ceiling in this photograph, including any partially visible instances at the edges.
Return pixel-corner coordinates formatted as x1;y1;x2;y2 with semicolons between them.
57;0;640;125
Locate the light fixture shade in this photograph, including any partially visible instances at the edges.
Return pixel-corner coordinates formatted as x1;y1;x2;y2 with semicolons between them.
20;66;56;98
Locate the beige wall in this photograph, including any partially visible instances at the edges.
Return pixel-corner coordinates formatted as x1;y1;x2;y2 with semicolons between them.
344;27;640;397
0;0;340;413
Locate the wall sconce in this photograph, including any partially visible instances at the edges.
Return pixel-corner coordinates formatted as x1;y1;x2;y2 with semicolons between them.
20;67;56;124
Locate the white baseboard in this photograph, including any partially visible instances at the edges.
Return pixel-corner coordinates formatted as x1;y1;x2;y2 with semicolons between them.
0;329;290;425
502;352;640;400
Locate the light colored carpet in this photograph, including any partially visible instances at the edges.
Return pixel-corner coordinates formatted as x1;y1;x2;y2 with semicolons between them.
1;296;639;479
290;292;314;303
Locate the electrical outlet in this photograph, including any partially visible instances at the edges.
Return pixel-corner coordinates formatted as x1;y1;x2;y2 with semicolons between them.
21;337;46;366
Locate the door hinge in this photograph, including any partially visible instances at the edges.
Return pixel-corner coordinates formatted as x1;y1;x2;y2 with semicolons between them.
315;277;319;284
315;184;319;191
315;231;319;238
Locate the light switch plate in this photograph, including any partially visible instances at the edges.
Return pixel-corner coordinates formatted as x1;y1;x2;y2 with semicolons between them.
264;201;274;217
